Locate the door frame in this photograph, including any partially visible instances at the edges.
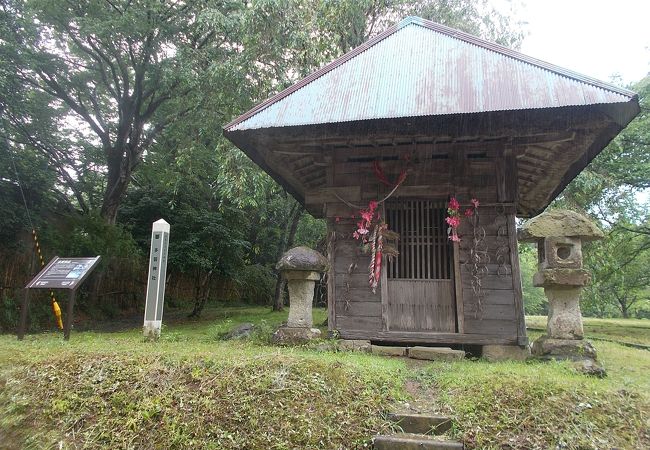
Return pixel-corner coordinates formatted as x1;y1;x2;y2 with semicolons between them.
379;198;463;333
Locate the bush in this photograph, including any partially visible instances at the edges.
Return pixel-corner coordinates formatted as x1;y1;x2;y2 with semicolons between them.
233;264;276;305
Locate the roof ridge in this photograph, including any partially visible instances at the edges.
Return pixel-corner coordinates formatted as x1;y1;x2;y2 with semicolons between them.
224;16;636;132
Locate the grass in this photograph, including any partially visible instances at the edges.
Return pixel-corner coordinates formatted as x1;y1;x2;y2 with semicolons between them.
527;315;650;346
1;307;648;449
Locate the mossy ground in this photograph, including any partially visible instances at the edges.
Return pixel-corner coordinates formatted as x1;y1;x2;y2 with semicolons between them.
527;315;650;346
1;307;648;449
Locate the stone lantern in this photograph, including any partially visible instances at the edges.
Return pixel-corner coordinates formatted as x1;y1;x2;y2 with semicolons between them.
272;246;328;344
519;210;605;375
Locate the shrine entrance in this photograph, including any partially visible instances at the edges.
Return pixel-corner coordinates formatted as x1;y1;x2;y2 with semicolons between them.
384;199;457;332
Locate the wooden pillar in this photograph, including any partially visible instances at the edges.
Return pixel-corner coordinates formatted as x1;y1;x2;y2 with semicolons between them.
326;220;336;333
496;147;527;345
63;289;76;341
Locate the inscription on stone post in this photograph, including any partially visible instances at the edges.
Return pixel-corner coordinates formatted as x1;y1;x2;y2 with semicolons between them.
143;219;170;339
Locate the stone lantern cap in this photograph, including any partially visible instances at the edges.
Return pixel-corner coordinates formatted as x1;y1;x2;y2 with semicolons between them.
276;246;328;272
518;209;604;242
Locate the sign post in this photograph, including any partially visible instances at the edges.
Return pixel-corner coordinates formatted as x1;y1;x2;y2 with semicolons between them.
23;256;101;340
143;219;170;340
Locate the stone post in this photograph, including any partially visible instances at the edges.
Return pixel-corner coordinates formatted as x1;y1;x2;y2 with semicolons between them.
272;246;327;344
519;210;605;376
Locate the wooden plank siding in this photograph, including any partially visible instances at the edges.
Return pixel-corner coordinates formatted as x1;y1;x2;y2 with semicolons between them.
386;279;455;331
323;148;525;344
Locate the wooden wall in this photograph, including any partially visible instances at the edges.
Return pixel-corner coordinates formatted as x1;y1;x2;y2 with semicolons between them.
314;147;526;345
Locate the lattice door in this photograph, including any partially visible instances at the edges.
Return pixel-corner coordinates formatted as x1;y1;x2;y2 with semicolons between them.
384;200;456;332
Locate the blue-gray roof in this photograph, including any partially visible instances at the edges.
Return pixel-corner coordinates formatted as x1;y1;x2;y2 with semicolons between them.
225;16;636;132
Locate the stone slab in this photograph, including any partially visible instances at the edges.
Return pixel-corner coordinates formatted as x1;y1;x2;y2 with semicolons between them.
531;335;597;360
339;339;372;352
518;209;604;241
387;413;452;435
276;246;328;272
371;345;407;357
573;358;607;378
533;268;591;288
223;323;254;340
482;344;530;362
283;270;321;281
408;347;465;361
271;326;321;345
374;433;464;450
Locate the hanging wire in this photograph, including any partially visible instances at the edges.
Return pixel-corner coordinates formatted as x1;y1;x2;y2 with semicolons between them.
7;144;34;230
5;143;64;330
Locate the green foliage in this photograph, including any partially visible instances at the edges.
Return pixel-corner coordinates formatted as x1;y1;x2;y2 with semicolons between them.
45;214;141;260
526;315;650;347
120;182;249;278
519;243;547;315
556;76;650;318
295;214;327;250
232;264;276;305
0;132;59;249
582;226;650;318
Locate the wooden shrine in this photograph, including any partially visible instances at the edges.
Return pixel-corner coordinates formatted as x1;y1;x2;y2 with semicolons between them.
224;17;639;347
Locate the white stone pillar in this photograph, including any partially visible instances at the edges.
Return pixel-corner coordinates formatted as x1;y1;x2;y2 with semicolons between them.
143;219;170;340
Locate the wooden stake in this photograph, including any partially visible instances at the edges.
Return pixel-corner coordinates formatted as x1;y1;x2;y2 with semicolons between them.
64;289;77;341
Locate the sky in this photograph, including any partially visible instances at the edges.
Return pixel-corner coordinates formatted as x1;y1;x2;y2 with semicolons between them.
492;0;650;85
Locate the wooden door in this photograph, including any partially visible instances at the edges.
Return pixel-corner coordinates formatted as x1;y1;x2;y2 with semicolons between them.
384;199;457;332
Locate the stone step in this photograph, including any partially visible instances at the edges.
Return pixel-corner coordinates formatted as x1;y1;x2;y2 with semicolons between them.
387;412;452;435
408;346;465;361
371;345;407;357
369;345;467;360
374;433;464;450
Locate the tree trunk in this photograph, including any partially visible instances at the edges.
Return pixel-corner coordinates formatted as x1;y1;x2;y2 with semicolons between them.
100;150;133;225
272;204;303;311
621;304;630;318
272;277;287;312
189;270;212;318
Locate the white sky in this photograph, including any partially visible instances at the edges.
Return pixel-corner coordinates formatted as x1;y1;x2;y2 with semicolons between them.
493;0;650;85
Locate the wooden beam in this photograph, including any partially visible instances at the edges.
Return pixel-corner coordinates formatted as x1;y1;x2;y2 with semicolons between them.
272;147;324;156
453;242;464;334
380;253;389;331
287;155;315;170
327;222;336;332
511;131;575;146
339;330;519;345
507;213;527;344
305;186;361;204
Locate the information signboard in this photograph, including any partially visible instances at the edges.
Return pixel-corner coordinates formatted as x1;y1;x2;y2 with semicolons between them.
26;256;101;290
21;255;101;341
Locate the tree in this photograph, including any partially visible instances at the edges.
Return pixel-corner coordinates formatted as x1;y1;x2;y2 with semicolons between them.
557;76;650;317
583;222;650;318
271;199;304;311
519;243;547;315
2;0;251;223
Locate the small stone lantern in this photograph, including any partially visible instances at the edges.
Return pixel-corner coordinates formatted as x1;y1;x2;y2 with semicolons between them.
519;210;605;375
272;246;328;344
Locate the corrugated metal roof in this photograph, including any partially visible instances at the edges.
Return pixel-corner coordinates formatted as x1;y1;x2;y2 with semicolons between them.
225;16;635;132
